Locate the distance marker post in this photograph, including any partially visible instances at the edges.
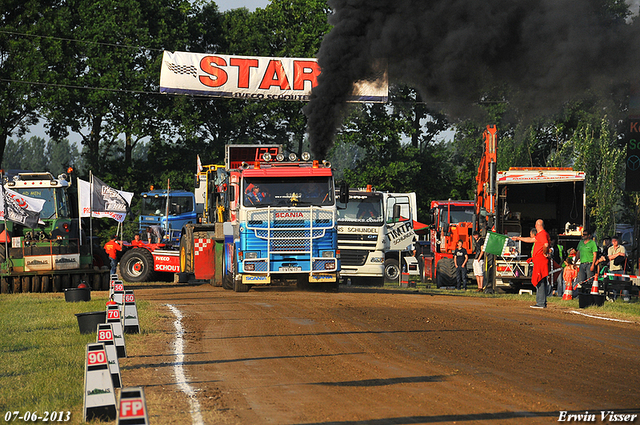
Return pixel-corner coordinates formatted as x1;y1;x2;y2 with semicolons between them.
113;281;125;309
96;323;122;388
123;290;140;334
109;275;119;298
107;304;127;358
117;387;149;425
83;343;117;422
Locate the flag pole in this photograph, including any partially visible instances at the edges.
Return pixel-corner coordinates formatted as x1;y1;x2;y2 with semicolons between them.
165;178;170;241
77;177;83;246
89;171;94;262
0;172;9;271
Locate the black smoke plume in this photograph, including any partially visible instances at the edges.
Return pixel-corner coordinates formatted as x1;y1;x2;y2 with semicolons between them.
305;0;640;158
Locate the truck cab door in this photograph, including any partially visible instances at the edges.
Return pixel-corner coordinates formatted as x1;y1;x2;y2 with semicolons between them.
385;195;416;251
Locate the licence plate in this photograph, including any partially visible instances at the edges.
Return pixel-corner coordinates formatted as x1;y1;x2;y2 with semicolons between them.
279;267;302;272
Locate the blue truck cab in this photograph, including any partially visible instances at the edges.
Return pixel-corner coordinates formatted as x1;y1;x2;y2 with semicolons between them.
138;190;197;244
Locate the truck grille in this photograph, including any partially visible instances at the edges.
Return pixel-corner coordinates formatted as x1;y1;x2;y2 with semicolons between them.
340;249;369;267
246;207;335;254
270;239;310;252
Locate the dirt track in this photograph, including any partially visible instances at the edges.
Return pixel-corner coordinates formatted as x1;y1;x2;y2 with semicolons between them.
121;284;640;424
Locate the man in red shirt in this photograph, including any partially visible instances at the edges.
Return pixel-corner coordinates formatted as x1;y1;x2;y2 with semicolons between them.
512;219;550;308
131;234;145;247
104;235;122;275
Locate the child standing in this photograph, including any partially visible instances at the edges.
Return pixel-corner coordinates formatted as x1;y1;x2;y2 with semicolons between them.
561;257;578;297
453;240;468;290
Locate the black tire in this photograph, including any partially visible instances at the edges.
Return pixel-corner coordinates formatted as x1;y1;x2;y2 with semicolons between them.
53;275;62;292
436;257;457;288
41;276;51;293
12;277;21;293
384;258;400;283
120;248;155;282
32;275;41;293
179;228;194;273
61;274;71;289
92;273;102;290
234;278;250;292
1;277;9;294
22;276;30;293
297;275;310;290
222;244;234;290
234;263;250;292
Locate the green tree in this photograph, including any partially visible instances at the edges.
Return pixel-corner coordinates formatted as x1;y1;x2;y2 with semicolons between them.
21;136;49;171
0;0;63;165
50;139;80;175
40;0;195;177
1;138;24;170
548;118;624;237
333;87;453;221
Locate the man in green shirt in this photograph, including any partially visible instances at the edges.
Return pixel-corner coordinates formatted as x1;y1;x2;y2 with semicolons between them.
576;230;598;287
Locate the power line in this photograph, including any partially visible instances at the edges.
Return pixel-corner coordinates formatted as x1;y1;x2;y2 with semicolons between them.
0;78;260;102
0;78;163;96
0;29;165;53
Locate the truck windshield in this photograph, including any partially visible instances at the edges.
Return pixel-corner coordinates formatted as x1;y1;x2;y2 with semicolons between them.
440;206;474;224
337;194;384;225
141;196;194;216
14;187;70;219
243;177;334;207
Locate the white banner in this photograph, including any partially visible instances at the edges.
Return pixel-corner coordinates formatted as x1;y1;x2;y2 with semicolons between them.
160;51;388;103
78;178;134;223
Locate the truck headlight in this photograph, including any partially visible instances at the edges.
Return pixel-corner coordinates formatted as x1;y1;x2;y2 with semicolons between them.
370;257;384;263
321;250;334;258
245;251;259;259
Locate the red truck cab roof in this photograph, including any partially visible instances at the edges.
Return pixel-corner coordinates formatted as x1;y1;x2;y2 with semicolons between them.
241;163;332;177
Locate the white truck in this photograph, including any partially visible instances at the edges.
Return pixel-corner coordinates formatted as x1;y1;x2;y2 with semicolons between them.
489;168;587;290
337;187;419;285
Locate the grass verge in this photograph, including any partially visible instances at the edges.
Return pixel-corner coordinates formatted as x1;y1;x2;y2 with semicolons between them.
0;291;159;424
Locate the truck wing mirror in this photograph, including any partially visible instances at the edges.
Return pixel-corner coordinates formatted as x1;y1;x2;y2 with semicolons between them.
393;204;401;221
229;185;236;203
339;181;349;204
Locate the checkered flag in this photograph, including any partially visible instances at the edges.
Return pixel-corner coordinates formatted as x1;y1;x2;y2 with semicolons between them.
165;61;198;78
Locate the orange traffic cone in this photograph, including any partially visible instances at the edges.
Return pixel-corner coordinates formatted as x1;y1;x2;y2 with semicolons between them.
590;275;599;295
562;280;573;300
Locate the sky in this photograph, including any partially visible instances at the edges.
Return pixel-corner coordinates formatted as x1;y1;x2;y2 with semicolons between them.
214;0;270;12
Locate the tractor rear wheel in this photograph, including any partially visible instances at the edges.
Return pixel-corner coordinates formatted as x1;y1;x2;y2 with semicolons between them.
436;257;457;288
120;248;155;282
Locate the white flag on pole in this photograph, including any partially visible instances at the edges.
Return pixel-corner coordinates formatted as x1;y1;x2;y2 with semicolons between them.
78;178;134;223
